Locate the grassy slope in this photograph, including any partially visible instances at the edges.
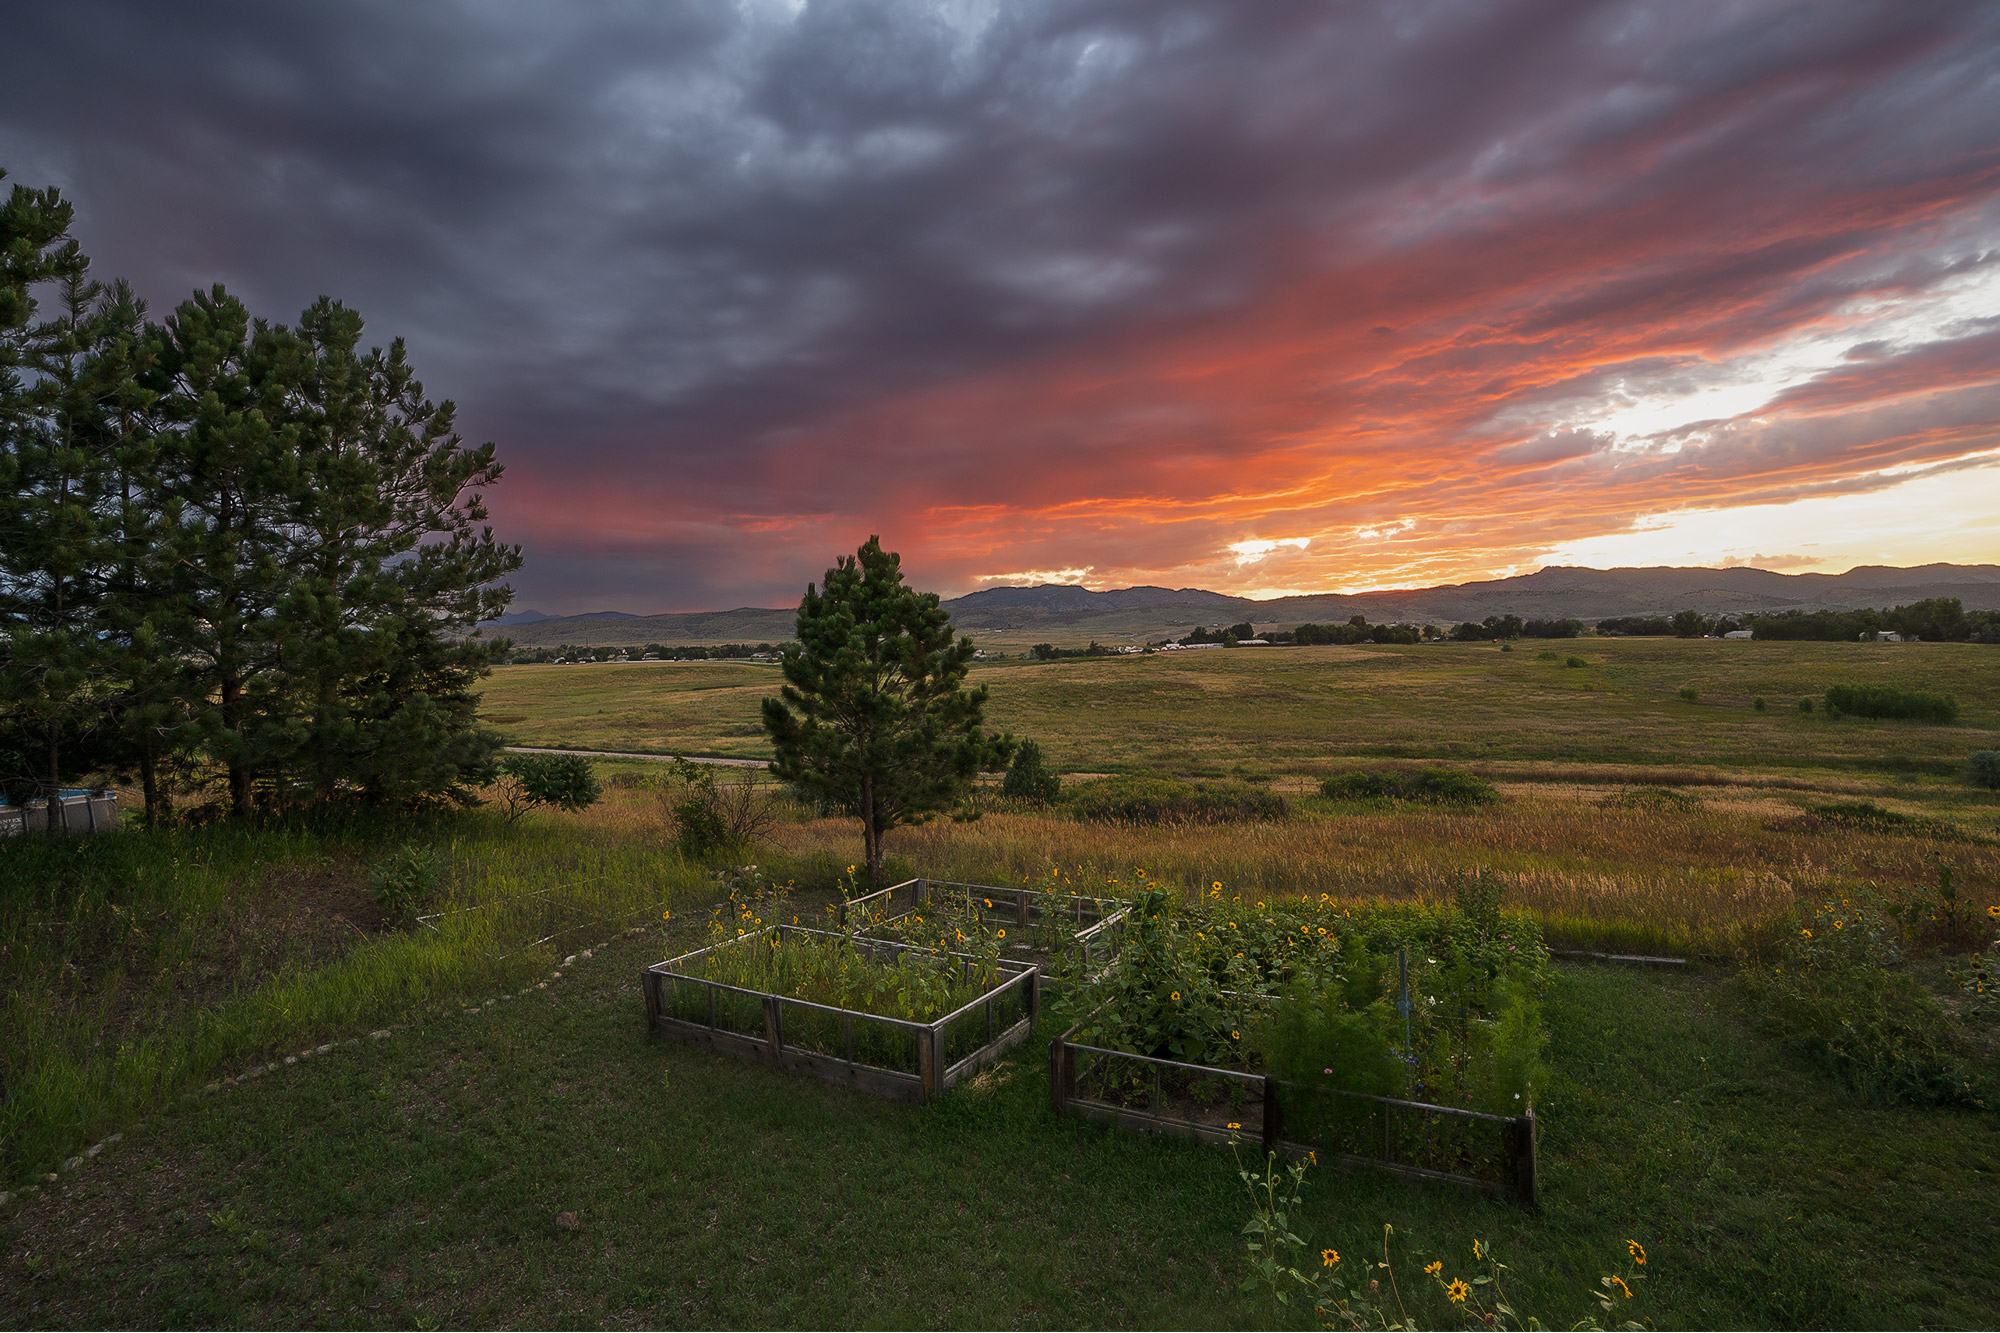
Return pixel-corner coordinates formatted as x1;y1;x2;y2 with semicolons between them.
4;928;1996;1329
481;640;2000;778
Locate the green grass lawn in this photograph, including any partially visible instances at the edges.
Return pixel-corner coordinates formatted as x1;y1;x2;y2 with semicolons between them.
6;925;1996;1329
481;639;2000;784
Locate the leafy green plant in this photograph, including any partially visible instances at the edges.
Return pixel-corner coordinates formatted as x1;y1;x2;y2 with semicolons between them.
496;753;602;823
1753;695;1767;711
1823;683;1959;724
1062;775;1287;824
1967;750;2000;791
1567;655;1588;669
1799;697;1814;713
1678;686;1700;704
1232;1143;1650;1330
368;844;446;919
1319;767;1498;806
1001;739;1062;803
660;756;776;857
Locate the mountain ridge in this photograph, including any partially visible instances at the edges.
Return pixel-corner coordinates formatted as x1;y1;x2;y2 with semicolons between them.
485;563;2000;646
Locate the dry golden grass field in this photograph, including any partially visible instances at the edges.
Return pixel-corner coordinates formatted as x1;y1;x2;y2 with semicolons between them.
490;637;2000;956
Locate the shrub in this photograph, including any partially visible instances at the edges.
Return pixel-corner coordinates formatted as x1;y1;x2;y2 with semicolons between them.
1500;642;1513;652
1822;683;1959;724
1798;697;1813;714
1565;656;1587;669
1741;963;1988;1108
369;844;446;919
1001;739;1062;802
495;753;602;822
1807;801;1965;842
662;756;777;857
1319;767;1498;806
1535;649;1558;662
1753;696;1766;712
1967;750;2000;791
1062;775;1288;824
1677;686;1700;703
1611;786;1700;812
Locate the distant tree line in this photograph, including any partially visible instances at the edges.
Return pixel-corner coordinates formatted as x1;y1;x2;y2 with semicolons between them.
0;173;519;825
506;642;788;664
1591;598;1999;642
1745;599;1999;643
1030;641;1124;659
1448;615;1584;641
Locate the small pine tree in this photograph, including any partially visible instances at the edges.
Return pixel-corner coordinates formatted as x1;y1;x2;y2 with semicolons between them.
1002;739;1061;802
762;536;1013;878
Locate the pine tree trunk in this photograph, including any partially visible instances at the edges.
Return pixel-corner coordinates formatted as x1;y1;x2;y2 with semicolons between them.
139;744;161;827
222;670;252;817
861;773;880;880
45;720;63;832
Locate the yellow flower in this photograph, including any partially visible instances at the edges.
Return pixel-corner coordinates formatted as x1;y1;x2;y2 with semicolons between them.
1170;991;1181;1002
1627;1240;1646;1266
983;898;992;908
1988;905;2000;918
1424;1261;1442;1276
1608;1275;1633;1299
1801;928;1812;938
1322;1248;1340;1267
1231;1029;1240;1040
1834;920;1844;929
997;929;1006;938
847;865;856;873
1447;1279;1469;1304
661;909;671;920
1227;1121;1241;1130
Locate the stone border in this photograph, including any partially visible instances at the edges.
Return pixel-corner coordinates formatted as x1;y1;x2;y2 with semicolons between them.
0;924;654;1209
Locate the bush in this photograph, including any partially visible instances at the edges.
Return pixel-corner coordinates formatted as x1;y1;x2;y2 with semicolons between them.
1061;775;1288;824
1741;963;1988;1108
1001;739;1062;802
1320;767;1499;806
1535;649;1558;662
1967;750;2000;791
369;844;446;919
662;756;777;857
1822;683;1959;724
1565;656;1587;669
1677;686;1700;704
1753;696;1766;712
496;753;602;822
1798;697;1813;714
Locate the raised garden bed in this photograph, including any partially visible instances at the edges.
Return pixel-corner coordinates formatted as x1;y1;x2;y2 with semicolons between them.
838;877;1132;968
644;925;1039;1101
1049;1014;1537;1204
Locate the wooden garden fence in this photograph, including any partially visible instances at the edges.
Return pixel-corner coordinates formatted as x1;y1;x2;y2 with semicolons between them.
1049;1016;1537;1205
644;925;1040;1102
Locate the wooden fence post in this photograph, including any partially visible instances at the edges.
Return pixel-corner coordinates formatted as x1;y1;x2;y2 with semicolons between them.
763;995;783;1058
1049;1034;1073;1116
1505;1111;1537;1207
643;970;660;1034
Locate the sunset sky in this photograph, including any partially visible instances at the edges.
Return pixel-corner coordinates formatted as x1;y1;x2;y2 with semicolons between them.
6;1;1998;611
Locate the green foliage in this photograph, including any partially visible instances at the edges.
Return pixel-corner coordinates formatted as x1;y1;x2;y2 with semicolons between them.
1001;738;1061;802
1822;683;1959;724
1678;686;1700;703
1062;774;1287;824
762;536;1012;876
658;756;777;858
1319;767;1499;805
1808;801;1968;843
498;753;601;815
368;844;446;919
1567;655;1588;669
0;173;520;821
1965;749;2000;790
1741;884;1993;1108
1799;696;1814;713
1752;695;1766;711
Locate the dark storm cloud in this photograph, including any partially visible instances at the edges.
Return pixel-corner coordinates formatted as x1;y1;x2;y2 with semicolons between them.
4;0;1998;608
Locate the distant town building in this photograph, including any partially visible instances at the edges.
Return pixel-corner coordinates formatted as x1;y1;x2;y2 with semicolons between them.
1723;629;1753;639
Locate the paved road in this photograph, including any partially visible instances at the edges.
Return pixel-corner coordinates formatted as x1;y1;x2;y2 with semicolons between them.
502;746;769;769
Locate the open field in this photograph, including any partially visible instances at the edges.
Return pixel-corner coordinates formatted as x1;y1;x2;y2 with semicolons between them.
481;638;2000;782
5;636;1998;1328
6;919;1998;1330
